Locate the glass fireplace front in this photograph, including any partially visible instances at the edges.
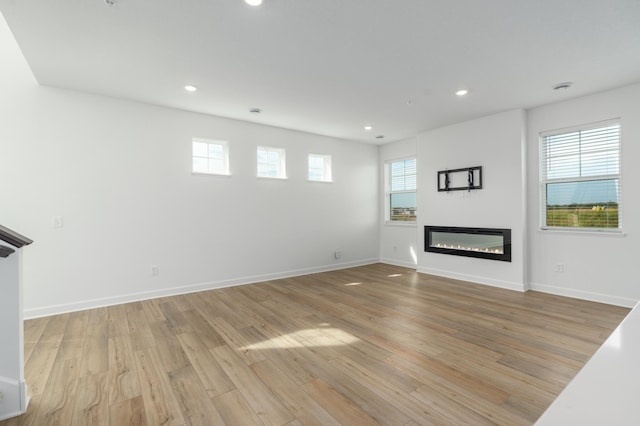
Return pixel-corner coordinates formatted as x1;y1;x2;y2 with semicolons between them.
424;226;511;262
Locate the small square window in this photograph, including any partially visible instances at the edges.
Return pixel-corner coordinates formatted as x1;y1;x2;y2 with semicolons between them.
308;154;332;182
257;146;287;179
192;139;229;175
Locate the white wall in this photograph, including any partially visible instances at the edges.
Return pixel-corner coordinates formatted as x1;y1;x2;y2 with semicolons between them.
0;16;379;318
527;84;640;307
378;137;419;268
416;109;527;291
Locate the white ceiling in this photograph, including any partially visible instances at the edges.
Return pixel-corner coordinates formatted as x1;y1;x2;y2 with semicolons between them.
2;0;640;143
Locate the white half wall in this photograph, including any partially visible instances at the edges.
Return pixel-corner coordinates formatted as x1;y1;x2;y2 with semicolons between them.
0;15;380;318
416;109;527;291
526;84;640;307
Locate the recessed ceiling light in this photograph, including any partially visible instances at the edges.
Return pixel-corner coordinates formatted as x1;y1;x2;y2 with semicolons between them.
245;0;263;6
553;82;573;91
184;85;197;92
249;107;261;114
364;126;373;131
455;89;469;96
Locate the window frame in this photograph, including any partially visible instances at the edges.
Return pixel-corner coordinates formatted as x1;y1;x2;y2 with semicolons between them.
384;157;417;224
308;153;333;183
192;138;230;176
539;119;622;233
257;146;287;179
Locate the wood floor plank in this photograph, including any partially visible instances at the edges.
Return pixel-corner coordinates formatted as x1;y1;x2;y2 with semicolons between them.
2;264;629;426
133;347;186;426
175;332;235;398
212;344;295;426
79;323;109;377
70;372;109;426
108;334;142;404
29;357;80;425
251;358;340;425
301;378;380;426
125;307;156;351
212;389;264;426
209;318;266;365
109;396;148;426
167;365;225;425
24;339;62;397
148;320;190;373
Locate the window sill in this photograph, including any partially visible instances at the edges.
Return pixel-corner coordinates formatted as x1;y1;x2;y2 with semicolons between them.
257;176;288;180
539;228;626;237
192;172;231;177
384;221;417;227
307;179;332;184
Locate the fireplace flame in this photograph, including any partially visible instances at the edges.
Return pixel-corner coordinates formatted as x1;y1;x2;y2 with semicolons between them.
432;243;503;254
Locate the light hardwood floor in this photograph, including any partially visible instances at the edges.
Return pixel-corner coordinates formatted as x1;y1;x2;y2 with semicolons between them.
1;263;629;425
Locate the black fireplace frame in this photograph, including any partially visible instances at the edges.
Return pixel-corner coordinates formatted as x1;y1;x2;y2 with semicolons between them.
424;226;511;262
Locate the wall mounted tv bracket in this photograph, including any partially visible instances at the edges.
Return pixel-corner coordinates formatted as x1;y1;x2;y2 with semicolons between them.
437;166;482;192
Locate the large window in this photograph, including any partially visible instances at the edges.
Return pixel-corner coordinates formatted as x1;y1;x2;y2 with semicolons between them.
257;146;287;179
385;158;417;222
540;120;621;231
192;139;229;175
308;154;332;182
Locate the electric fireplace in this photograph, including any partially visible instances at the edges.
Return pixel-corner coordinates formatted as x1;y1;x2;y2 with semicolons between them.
424;226;511;262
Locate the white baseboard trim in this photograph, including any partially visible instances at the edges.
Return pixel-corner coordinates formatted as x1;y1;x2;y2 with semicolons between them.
528;282;638;308
24;258;379;319
0;377;28;421
379;258;418;269
417;266;526;292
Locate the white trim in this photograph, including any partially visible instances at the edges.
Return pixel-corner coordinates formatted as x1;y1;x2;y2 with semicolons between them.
539;117;621;138
417;266;526;292
383;221;416;227
192;138;230;176
539;120;621;232
379;258;418;269
384;157;417;223
23;258;379;319
0;377;29;421
528;282;637;308
257;145;287;179
538;228;626;237
308;153;332;182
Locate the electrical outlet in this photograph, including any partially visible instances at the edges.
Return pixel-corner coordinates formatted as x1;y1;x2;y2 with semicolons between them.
151;265;159;276
555;263;564;273
334;250;342;259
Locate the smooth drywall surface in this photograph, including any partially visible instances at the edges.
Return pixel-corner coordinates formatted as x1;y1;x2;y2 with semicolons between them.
379;137;419;268
527;84;640;307
0;16;379;317
417;109;526;291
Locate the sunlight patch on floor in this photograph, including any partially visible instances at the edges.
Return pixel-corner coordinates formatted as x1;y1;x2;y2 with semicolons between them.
345;282;362;286
241;328;360;349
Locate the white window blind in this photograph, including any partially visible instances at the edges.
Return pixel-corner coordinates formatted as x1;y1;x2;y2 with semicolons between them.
385;158;417;222
540;120;621;230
